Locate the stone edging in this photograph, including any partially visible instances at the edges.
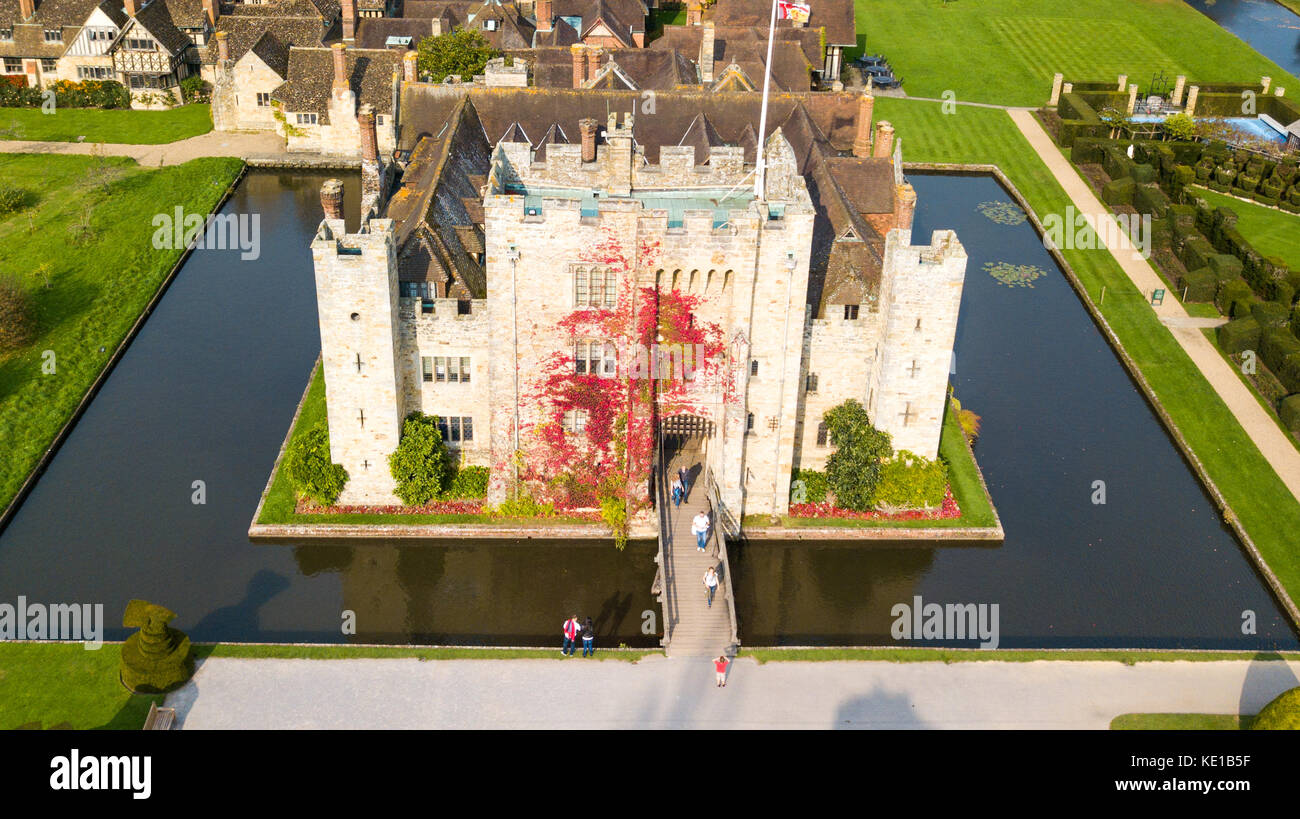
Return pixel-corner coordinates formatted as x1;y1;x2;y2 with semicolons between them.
740;525;1003;542
0;162;250;535
905;161;1300;630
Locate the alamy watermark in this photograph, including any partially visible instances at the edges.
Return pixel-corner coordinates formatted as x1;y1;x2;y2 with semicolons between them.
151;206;261;260
891;595;1000;649
0;596;104;649
1041;205;1152;260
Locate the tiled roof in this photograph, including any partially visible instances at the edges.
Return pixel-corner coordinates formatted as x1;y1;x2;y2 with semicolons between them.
129;0;196;56
0;0;100;57
704;0;855;46
202;12;329;64
248;29;290;76
355;16;435;49
271;45;399;121
162;0;208;29
651;24;813;91
225;0;339;20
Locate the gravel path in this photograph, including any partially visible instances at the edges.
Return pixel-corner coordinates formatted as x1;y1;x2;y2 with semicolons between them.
164;656;1300;729
0;131;288;166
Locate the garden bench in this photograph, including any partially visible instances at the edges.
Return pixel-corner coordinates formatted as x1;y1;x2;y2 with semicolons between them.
142;702;176;730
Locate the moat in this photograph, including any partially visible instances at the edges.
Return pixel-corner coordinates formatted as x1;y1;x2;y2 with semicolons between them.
0;170;1294;649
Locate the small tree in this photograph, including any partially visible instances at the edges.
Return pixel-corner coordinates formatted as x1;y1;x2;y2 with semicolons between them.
0;275;36;352
1162;112;1196;142
120;600;192;693
823;399;892;511
416;27;500;83
285;423;349;506
388;412;451;506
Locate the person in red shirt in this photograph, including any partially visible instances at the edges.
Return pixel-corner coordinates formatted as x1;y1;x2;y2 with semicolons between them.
561;615;581;656
714;655;728;687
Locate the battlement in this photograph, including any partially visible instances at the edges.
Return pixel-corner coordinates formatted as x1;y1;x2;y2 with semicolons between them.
311;217;396;258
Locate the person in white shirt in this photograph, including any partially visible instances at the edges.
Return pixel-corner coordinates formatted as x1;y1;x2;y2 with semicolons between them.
690;511;710;552
703;566;720;608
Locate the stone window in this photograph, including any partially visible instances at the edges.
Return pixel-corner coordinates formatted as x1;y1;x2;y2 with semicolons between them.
401;281;430;299
77;65;112;79
843;303;859;320
2;58;21;73
40;59;56;72
295;112;318;125
562;409;588;434
125;36;155;50
433;356;471;383
574;340;616;377
573;267;616;308
805;373;818;393
421;357;433;382
816;421;829;447
746;412;755;434
256;92;271;107
437;416;473;444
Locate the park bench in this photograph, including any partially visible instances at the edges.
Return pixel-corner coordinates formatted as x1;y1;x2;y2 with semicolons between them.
142;702;176;730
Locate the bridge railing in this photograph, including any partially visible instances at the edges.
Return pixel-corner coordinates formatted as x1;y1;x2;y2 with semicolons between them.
704;466;741;652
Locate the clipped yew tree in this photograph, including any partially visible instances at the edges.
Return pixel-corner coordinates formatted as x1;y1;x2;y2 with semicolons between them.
389;412;451;506
120;600;192;694
823;399;893;511
1251;686;1300;730
286;423;348;507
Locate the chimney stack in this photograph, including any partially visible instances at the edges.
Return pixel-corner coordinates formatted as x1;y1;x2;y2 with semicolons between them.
332;42;348;92
872;121;894;159
18;0;34;19
124;0;139;16
403;50;418;83
586;46;602;82
894;182;916;232
321;179;345;221
699;22;715;83
202;0;218;27
852;92;874;158
579;117;598;162
570;44;585;88
536;0;552;32
214;30;230;62
358;104;378;164
341;0;356;41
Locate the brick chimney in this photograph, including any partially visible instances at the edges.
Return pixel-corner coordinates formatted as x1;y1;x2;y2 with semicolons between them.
341;0;356;41
358;104;378;163
894;181;916;231
536;0;552;32
321;178;344;220
872;121;894;158
699;22;715;83
570;44;585;88
18;0;35;19
852;92;874;158
202;0;218;27
214;30;229;62
579;117;598;162
586;46;602;83
403;50;418;83
332;42;348;93
687;1;701;26
124;0;139;15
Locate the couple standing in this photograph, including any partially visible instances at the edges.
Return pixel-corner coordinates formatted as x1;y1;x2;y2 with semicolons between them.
670;464;693;508
561;615;595;657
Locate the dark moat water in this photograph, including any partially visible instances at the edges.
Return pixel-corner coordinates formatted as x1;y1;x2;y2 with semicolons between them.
1190;0;1300;77
731;173;1297;649
0;171;1294;648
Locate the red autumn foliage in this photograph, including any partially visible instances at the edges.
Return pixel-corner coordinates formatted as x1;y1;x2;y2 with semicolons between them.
788;488;962;521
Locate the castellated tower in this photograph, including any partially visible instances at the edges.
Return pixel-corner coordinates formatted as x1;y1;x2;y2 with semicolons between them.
871;226;967;458
311;188;404;506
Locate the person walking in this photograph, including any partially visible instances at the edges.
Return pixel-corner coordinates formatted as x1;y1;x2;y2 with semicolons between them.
670;477;683;508
561;614;581;656
714;655;728;687
691;510;710;553
703;565;719;608
581;617;595;657
678;465;691;501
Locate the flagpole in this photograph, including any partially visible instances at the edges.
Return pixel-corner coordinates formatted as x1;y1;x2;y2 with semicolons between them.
753;0;779;201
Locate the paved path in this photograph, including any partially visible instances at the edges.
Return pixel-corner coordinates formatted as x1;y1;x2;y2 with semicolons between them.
165;656;1300;729
1008;109;1300;501
0;130;287;165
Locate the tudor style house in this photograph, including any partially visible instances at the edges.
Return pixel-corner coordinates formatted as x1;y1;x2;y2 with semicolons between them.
310;87;966;516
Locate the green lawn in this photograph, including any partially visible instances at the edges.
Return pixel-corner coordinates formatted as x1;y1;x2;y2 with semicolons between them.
1191;187;1300;271
0;104;213;144
854;0;1300;107
0;643;163;730
648;8;687;40
879;96;1300;614
0;154;244;516
1111;713;1248;729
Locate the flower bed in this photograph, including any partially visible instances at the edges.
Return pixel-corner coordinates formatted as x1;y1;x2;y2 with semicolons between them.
293;497;604;521
788;488;961;521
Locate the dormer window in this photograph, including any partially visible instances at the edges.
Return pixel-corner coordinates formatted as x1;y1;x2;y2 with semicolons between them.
0;28;13;41
44;29;63;42
484;19;498;30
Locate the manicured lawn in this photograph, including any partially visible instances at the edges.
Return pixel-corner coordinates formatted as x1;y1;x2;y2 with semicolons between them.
0;154;245;516
854;0;1300;106
1111;713;1248;729
647;8;687;40
1191;187;1300;271
0;104;213;144
879;96;1300;614
0;643;163;730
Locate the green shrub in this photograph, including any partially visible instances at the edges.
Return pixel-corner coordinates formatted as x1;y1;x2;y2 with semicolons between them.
1132;183;1170;217
600;495;628;550
791;468;829;504
1216;316;1260;355
179;75;210;104
1130;163;1156;184
1179;236;1216;273
1101;177;1135;206
0;276;37;351
496;493;555;517
388;412;451;506
1216;278;1253;315
1261;329;1300;371
1251;686;1300;730
1281;395;1300;434
1251;301;1290;330
285;423;348;507
1277;355;1300;395
824;399;893;511
871;451;948;510
119;600;192;694
1178;267;1217;303
444;464;489;499
1231;298;1257;320
0;184;35;215
1269;279;1295;307
1207;254;1243;282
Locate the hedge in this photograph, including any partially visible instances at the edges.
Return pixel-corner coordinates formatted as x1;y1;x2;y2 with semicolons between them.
1251;301;1291;331
1216;278;1253;315
1217;316;1261;355
1101;177;1134;206
1207;254;1243;282
1261;329;1300;371
1277;354;1300;395
1281;396;1300;435
1133;183;1170;218
1179;267;1218;303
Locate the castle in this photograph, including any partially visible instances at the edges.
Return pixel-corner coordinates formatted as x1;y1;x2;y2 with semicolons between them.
311;87;966;517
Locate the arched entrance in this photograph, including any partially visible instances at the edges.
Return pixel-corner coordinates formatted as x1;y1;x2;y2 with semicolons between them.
657;412;714;504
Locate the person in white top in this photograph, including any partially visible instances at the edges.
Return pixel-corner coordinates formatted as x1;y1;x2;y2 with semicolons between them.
703;566;720;608
690;511;710;552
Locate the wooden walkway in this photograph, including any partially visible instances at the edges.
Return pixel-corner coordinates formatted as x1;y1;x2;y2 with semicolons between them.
655;449;737;659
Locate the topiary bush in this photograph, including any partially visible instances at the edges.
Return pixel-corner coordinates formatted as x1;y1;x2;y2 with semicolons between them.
1251;300;1290;331
871;451;948;510
1280;395;1300;435
1101;177;1135;206
285;423;348;506
1262;329;1300;371
388;412;451;506
1216;316;1260;355
1251;685;1300;729
444;464;489;499
0;276;36;352
1178;268;1217;303
119;600;192;694
790;468;829;504
824;399;893;511
1276;355;1300;395
1207;254;1243;282
1216;278;1253;315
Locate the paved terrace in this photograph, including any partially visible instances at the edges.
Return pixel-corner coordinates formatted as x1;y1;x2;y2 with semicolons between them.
165;656;1300;729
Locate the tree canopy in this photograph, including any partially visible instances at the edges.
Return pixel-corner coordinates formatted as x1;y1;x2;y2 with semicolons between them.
416;28;501;83
388;412;452;506
823;399;893;511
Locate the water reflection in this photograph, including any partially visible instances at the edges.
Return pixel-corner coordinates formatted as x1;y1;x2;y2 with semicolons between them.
1189;0;1300;76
